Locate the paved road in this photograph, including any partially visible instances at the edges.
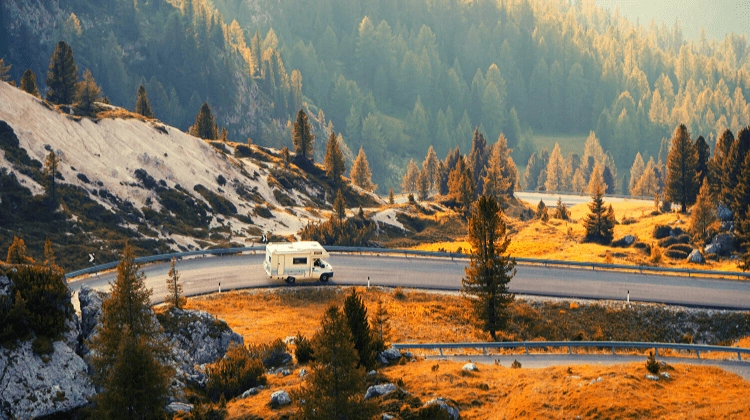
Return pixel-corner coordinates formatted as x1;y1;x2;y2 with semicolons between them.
69;253;750;310
515;191;653;208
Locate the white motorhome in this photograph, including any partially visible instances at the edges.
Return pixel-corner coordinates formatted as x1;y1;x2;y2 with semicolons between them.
264;241;334;283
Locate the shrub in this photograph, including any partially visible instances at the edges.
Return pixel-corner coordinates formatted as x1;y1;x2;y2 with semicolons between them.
393;287;406;300
645;351;660;374
511;359;522;369
649;244;662;263
253;204;274;219
611;237;632;248
658;236;678;248
247;338;290;368
667;244;693;254
134;168;157;190
205;343;266;402
295;332;314;364
653;225;671;239
675;234;690;244
194;184;237;215
216;174;227;186
664;249;688;260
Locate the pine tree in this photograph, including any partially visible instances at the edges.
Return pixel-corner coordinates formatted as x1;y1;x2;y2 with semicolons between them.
135;85;154;118
372;299;390;348
629;152;646;195
388;188;395;205
165;257;185;309
602;166;615;194
343;289;377;370
726;127;750;217
535;200;547;220
0;57;10;82
665;124;698;213
713;129;734;202
694;135;710;187
422;145;440;190
324;131;345;183
544;143;566;192
690;179;716;244
20;69;39;97
75;69;101;113
588;162;605;195
89;243;172;418
482;142;511;203
191;102;218;140
462;195;516;340
294;304;374;419
43;237;58;270
44;150;60;208
6;236;35;264
281;146;290;168
46;41;78;105
292;109;315;161
401;159;420;192
333;190;346;224
468;128;489;193
448;157;475;210
554;197;570;220
583;181;616;244
350;147;376;191
417;168;430;201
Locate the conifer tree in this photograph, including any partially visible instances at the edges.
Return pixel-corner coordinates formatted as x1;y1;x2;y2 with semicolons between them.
524;149;549;191
75;69;101;113
191;102;218;140
417;168;430;201
6;236;35;264
0;58;10;82
554;197;570;220
694;135;710;187
726;128;750;217
165;258;185;309
544;143;566;192
43;237;58;270
324;131;345;183
388;188;394;205
583;181;616;244
295;304;374;419
373;299;390;347
665;124;698;213
281;147;290;168
468;128;489;193
629;152;645;195
482;142;511;203
494;134;518;195
712;129;734;202
46;41;78;105
350;147;376;191
422;145;440;190
588;162;605;195
343;289;377;370
632;157;660;197
401;159;419;192
448;157;475;210
535;200;547;220
44;150;60;208
333;190;346;225
690;179;716;243
462;195;515;340
20;69;39;97
292;109;315;161
602;166;615;194
135;85;154;118
88;243;172;418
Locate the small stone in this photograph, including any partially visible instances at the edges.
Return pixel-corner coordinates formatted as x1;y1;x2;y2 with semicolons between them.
270;390;291;407
241;388;259;398
382;415;396;420
589;377;602;385
368;370;377;375
645;374;659;381
424;398;460;420
660;372;671;379
166;402;194;413
279;369;291;376
299;368;307;378
462;362;479;372
365;383;397;400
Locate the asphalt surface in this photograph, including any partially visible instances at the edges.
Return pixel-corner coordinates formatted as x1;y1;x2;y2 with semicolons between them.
69;253;750;310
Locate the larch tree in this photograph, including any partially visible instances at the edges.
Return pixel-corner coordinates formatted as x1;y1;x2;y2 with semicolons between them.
75;69;101;113
544;142;566;192
324;131;346;183
294;304;375;420
372;299;390;348
43;150;60;208
482;142;511;203
43;237;58;270
88;243;172;419
631;157;660;197
602;166;615;194
350;147;376;191
422;145;440;191
6;236;35;265
494;134;518;195
628;152;645;195
165;257;185;309
343;289;377;370
292;109;315;161
388;188;395;205
417;168;430;201
135;85;154;118
665;124;698;213
46;41;78;105
468;128;489;193
536;200;549;222
0;57;10;82
20;69;40;97
712;129;734;202
725;127;750;217
694;135;710;187
462;195;516;340
587;162;605;196
690;179;717;244
401;159;420;192
554;196;570;220
448;156;475;211
191;102;218;140
583;180;616;244
333;189;347;225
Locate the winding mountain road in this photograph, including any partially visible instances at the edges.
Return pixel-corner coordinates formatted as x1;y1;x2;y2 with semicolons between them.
69;253;750;310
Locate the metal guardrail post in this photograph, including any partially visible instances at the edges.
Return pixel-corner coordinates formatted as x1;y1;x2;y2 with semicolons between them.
611;346;615;355
525;345;529;355
696;350;701;359
439;347;443;356
655;348;659;357
568;346;572;355
739;352;743;361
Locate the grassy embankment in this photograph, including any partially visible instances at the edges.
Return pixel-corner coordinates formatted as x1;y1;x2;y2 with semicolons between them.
184;287;750;419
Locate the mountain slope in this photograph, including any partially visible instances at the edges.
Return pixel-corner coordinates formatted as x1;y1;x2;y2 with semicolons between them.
0;82;377;270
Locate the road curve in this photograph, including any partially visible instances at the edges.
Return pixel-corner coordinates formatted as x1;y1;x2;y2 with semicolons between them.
68;253;750;310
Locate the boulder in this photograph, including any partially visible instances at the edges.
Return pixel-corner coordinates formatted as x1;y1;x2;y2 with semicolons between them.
364;383;397;400
710;233;734;255
0;340;95;419
241;387;260;398
378;347;402;364
645;374;659;381
423;397;460;420
660;372;671;379
462;363;479;372
77;285;105;356
270;390;291;407
687;249;705;264
166;402;194;414
704;243;721;255
717;204;733;221
159;308;244;365
623;235;636;245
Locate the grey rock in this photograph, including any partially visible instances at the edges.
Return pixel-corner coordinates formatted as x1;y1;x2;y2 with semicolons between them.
403;351;414;359
589;377;602;385
77;285;105;356
424;397;460;420
623;235;636;245
0;276;11;298
364;383;397;400
382;415;396;420
378;347;401;364
687;249;704;264
704;243;721;255
462;362;478;372
717;204;733;221
299;368;307;378
241;387;259;398
645;374;659;381
660;372;671;379
279;369;291;376
711;233;734;255
166;402;194;414
368;370;377;375
161;308;244;365
270;390;291;406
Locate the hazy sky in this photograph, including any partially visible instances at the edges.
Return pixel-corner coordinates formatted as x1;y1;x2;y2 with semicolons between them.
596;0;750;41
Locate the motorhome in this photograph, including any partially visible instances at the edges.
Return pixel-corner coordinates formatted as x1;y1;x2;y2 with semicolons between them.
264;241;334;283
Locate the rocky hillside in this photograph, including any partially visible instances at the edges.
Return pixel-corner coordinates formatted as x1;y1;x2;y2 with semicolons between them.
0;82;381;270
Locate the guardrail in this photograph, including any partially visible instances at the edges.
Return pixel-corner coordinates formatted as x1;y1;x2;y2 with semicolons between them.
65;245;750;280
391;341;750;361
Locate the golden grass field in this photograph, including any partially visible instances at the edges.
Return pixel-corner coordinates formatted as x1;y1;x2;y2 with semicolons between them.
409;199;742;273
185;288;750;419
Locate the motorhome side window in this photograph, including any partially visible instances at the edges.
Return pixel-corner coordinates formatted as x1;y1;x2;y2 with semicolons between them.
292;257;307;265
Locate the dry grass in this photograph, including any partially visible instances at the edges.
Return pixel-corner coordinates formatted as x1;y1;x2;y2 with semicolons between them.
96;107;152;121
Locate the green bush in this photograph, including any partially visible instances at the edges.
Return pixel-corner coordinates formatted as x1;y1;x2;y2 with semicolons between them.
205;343;266;402
653;225;671;239
247;338;290;368
294;333;314;364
